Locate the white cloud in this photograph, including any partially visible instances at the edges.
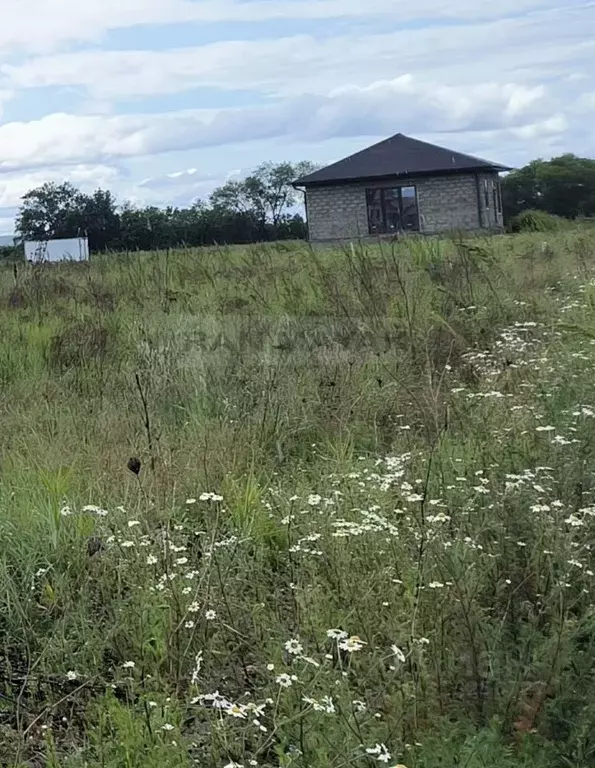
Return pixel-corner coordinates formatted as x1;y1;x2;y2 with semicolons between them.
510;114;569;139
126;169;225;206
0;220;16;236
0;0;574;54
3;6;593;100
0;88;13;121
0;0;592;234
0;164;122;209
0;78;563;172
0;163;226;219
137;168;215;192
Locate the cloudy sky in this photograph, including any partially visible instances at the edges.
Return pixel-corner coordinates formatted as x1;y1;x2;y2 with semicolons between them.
0;0;593;233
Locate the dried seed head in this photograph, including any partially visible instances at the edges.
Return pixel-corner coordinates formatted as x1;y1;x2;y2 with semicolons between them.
87;537;104;557
127;457;141;476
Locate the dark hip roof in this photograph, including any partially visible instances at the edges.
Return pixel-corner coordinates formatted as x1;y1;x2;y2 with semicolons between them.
293;132;512;187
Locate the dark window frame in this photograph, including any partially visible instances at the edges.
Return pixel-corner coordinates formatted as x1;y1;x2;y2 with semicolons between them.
483;179;490;209
495;180;503;214
365;185;420;235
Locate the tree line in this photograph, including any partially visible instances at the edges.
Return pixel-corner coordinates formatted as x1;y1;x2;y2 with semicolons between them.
502;153;595;221
13;161;315;253
7;153;595;254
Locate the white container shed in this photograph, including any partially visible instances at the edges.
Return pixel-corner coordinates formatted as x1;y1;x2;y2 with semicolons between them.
25;237;90;263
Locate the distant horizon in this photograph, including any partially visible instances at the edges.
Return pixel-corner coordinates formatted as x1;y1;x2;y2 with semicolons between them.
0;0;592;239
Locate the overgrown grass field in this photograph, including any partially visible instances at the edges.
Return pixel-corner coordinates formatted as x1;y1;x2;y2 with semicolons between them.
2;232;595;767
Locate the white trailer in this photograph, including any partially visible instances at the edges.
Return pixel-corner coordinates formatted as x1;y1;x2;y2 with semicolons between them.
24;237;90;263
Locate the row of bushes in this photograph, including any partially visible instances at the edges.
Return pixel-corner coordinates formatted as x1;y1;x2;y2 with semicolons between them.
0;244;23;262
508;209;570;233
0;212;588;261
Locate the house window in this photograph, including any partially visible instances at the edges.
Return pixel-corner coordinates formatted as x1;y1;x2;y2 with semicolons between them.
483;179;490;209
495;181;502;214
366;186;419;235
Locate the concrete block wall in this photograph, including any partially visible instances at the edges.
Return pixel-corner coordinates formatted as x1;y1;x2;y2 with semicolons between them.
305;172;504;242
306;185;370;241
417;174;479;232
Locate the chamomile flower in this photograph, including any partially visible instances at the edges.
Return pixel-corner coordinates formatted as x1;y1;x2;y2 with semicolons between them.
284;638;303;656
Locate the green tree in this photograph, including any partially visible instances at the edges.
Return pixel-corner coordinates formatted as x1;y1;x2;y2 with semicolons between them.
210;180;256;218
16;183;121;251
15;160;312;253
250;160;315;226
16;182;82;241
77;189;121;251
209;161;316;236
119;204;172;251
502;154;595;221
